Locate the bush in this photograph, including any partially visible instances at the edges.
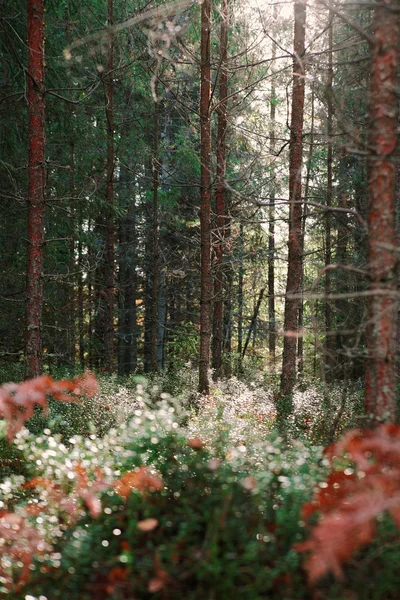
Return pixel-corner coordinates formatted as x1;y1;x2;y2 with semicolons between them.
0;378;323;599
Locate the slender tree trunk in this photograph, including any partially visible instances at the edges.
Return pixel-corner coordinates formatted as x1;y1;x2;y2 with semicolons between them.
365;0;399;422
78;203;85;370
26;0;45;379
298;85;315;375
118;211;138;376
242;288;265;360
199;0;212;394
280;0;306;398
67;4;76;368
87;218;94;370
268;7;277;366
143;191;153;373
151;97;160;372
237;222;244;357
212;0;228;381
68;120;76;367
104;0;115;372
223;200;233;375
324;7;334;382
157;268;166;369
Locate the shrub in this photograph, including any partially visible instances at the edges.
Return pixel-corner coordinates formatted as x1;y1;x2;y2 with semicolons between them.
0;375;323;599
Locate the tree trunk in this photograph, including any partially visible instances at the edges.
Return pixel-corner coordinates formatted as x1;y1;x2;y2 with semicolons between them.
268;6;277;367
26;0;45;379
212;0;228;381
298;85;315;375
67;4;76;369
151;97;160;372
118;204;138;376
324;7;334;383
77;203;85;370
242;288;265;360
280;0;306;398
365;0;399;422
104;0;115;372
199;0;212;394
237;222;244;357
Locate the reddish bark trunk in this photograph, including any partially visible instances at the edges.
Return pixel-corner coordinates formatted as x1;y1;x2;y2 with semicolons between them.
104;0;115;372
212;0;228;380
26;0;45;379
365;0;399;422
280;0;306;398
199;0;212;394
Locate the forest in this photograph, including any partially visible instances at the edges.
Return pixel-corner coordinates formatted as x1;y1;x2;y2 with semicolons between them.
1;0;400;597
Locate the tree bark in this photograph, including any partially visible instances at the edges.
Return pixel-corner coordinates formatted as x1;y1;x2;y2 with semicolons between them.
237;222;244;357
78;203;85;370
242;288;265;360
280;0;306;398
26;0;45;379
199;0;212;394
104;0;115;372
151;97;160;372
212;0;228;381
268;5;278;367
298;85;315;376
324;7;334;383
365;0;399;422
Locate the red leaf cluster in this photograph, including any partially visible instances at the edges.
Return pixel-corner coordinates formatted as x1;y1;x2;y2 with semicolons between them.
113;467;163;499
296;424;400;583
0;511;52;590
24;463;109;520
0;372;99;440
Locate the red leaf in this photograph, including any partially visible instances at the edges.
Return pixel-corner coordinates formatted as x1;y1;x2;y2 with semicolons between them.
113;467;163;499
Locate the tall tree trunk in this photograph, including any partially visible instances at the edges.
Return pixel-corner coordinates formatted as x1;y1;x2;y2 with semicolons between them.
104;0;115;372
268;6;277;367
143;193;153;373
212;0;228;381
199;0;212;394
67;3;76;368
151;97;160;372
365;0;399;422
298;85;315;375
324;7;334;383
280;0;306;398
157;268;166;369
77;203;85;370
26;0;45;379
68;117;76;367
237;222;244;357
118;204;138;376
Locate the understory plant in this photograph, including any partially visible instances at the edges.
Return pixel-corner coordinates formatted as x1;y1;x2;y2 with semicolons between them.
1;375;400;600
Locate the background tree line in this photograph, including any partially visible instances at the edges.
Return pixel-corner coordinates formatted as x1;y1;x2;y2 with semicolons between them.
0;0;399;421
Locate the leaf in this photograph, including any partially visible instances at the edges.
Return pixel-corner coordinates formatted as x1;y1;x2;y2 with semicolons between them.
297;424;400;583
113;467;163;499
148;575;167;593
0;372;99;441
137;518;159;532
187;437;204;450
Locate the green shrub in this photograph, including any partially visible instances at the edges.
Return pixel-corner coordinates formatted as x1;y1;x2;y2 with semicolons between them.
1;392;323;600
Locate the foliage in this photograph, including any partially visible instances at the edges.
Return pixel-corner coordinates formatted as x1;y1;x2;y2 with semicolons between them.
0;372;98;441
296;424;400;589
2;376;400;599
0;374;323;599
